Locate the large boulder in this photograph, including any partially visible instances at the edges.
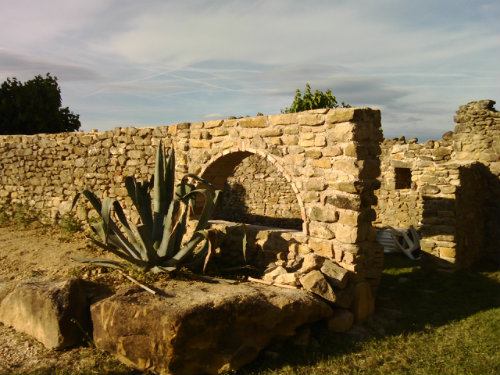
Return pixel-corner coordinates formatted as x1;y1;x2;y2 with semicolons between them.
91;280;333;375
0;278;90;349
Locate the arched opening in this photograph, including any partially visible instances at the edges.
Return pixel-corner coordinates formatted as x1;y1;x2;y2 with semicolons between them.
198;151;303;230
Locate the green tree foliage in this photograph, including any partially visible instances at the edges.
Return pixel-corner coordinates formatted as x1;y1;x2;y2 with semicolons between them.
282;83;351;113
0;73;81;135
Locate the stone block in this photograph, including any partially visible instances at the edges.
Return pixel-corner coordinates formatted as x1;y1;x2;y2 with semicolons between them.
309;239;334;258
239;117;268;128
91;281;332;375
298;114;325;126
300;253;324;273
305;178;327;192
312;158;332;168
204;120;223;128
299;270;337;303
439;247;456;258
0;278;90;349
190;139;211;148
321;259;351;289
327;122;355;142
309;205;339;223
309;221;335;239
334;223;358;244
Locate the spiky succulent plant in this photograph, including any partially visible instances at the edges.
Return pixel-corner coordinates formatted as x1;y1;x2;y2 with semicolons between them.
72;141;221;273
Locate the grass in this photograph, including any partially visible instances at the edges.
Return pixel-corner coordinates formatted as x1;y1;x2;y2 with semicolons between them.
1;205;498;374
233;255;500;375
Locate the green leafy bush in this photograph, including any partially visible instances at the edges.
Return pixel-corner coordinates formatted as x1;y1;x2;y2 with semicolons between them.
282;83;350;113
72;141;224;274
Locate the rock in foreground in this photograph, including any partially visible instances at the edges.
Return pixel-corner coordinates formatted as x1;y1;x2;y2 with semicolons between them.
0;278;90;349
91;280;333;375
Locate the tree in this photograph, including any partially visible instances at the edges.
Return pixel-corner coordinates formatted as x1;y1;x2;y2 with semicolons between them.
282;83;351;113
0;73;81;135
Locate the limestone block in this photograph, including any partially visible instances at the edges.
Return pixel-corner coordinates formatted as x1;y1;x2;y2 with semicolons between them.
268;114;298;126
327;122;355;142
204;120;223;129
439;247;456;258
327;309;354;332
309;206;339;223
282;135;299;145
305;150;322;159
262;266;288;282
309;239;334;258
239;116;268;128
190;139;211;148
325;109;355;124
334;223;358;244
299;270;337;303
300;253;325;273
274;272;299;286
0;278;90;349
312;158;332;168
305;178;326;191
298;114;325;126
91;281;332;375
321;259;351;289
260;128;282;137
323;145;343;157
309;221;335;239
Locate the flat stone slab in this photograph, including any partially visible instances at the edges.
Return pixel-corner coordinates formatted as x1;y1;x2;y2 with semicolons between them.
91;280;333;375
0;278;90;349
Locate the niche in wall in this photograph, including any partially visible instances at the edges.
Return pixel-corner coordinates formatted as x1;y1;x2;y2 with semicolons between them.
395;167;412;189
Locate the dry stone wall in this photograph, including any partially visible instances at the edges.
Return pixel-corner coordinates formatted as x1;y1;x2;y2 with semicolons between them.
375;100;500;269
0;108;383;290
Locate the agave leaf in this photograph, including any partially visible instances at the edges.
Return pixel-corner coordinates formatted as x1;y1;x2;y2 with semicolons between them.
109;199;147;260
179;189;220;232
125;176;153;230
164;231;206;267
72;190;102;213
130;222;158;263
184;173;217;191
87;236;148;268
156;199;181;258
101;198;115;241
90;221;107;243
71;257;128;270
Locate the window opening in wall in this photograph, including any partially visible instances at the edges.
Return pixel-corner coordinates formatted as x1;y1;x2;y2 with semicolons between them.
395;167;412;189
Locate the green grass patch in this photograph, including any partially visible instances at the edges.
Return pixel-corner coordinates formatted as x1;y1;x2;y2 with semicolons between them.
234;255;500;375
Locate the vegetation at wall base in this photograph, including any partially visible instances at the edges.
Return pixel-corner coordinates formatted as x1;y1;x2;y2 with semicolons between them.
0;73;81;135
282;83;351;113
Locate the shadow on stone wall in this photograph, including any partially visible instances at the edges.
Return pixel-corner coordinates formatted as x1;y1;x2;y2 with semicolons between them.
215;183;303;230
421;162;500;269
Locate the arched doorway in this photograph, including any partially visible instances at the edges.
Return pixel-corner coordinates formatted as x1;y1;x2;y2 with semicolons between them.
198;150;303;230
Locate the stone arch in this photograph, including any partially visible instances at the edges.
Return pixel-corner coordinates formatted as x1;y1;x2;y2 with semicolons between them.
197;146;306;232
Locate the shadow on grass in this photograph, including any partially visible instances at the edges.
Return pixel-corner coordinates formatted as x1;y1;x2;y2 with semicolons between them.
235;254;500;374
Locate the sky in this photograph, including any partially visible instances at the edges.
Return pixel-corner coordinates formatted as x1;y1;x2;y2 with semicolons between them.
1;0;499;141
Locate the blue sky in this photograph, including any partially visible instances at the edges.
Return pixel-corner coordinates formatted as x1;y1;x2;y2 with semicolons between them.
1;0;499;141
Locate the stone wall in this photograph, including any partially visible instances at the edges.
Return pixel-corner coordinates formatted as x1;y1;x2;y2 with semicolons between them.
0;108;384;290
375;100;500;269
214;153;303;229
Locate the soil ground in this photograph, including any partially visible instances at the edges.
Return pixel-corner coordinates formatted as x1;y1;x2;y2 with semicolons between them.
0;224;140;375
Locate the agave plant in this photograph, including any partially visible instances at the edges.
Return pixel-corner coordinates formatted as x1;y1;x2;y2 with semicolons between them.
72;141;222;273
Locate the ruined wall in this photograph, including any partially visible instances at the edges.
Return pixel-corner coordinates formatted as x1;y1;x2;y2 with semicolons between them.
375;100;500;269
0;108;384;290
